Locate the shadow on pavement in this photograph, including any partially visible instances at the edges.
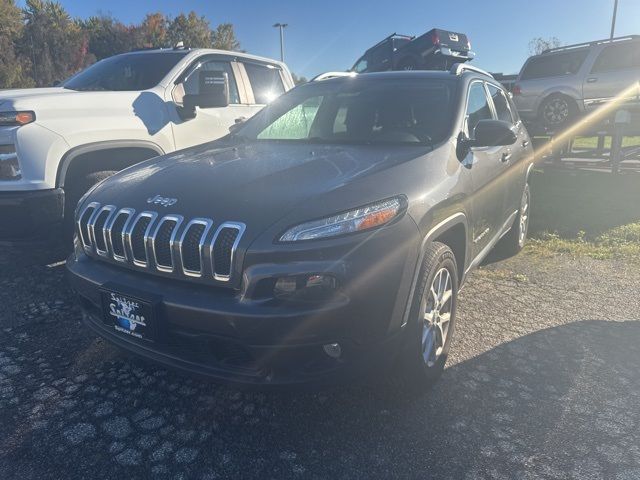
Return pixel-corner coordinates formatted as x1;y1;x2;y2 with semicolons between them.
2;319;639;478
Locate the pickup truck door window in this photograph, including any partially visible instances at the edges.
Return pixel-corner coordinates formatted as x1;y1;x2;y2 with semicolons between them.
169;58;254;150
583;43;640;108
243;62;286;105
465;82;506;257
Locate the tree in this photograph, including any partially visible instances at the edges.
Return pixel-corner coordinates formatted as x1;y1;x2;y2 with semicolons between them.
80;14;136;61
528;37;562;56
291;72;307;85
211;23;240;51
0;0;32;88
167;12;212;48
136;12;167;48
20;0;90;87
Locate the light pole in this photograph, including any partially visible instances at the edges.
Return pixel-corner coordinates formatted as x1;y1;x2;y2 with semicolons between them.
610;0;618;39
273;23;288;62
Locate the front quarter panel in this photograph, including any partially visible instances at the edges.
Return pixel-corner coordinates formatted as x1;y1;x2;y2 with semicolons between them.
0;123;69;191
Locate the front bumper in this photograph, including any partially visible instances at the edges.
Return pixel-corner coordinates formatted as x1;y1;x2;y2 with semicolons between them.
66;217;420;386
0;188;64;242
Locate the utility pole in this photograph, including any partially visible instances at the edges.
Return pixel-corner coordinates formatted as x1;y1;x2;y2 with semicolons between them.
610;0;618;39
273;23;288;62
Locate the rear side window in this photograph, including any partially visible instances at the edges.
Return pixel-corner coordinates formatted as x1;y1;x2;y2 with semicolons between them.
244;63;285;104
466;82;492;136
591;43;640;73
520;50;589;80
487;84;515;124
182;60;240;104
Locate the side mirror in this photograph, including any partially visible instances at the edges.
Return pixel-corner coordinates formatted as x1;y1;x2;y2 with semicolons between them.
229;117;247;134
471;119;517;147
183;71;230;115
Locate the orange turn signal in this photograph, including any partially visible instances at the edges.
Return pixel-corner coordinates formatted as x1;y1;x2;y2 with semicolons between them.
15;112;35;125
0;111;36;126
357;208;399;231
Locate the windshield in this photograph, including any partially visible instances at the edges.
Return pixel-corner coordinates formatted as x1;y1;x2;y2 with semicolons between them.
63;52;188;92
237;77;456;146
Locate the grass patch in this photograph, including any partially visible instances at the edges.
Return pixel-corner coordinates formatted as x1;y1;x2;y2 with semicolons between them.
526;227;640;261
572;135;640;149
528;169;640;260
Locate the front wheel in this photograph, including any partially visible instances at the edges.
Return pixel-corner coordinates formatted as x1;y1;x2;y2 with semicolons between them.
396;242;459;392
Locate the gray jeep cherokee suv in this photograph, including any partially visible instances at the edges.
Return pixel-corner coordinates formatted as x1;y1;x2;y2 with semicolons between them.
513;35;640;130
66;65;534;390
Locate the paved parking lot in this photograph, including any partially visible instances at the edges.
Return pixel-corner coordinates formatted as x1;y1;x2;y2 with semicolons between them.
1;245;639;479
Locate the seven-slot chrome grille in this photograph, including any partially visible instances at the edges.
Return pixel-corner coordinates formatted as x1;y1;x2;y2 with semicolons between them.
77;202;245;283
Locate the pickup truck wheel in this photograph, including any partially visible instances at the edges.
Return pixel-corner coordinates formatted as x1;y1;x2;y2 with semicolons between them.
496;183;531;257
397;242;458;393
539;94;576;131
63;171;117;243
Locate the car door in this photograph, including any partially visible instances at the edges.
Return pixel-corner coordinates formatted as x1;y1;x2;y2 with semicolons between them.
486;83;526;219
168;56;256;150
583;42;640;110
464;81;511;258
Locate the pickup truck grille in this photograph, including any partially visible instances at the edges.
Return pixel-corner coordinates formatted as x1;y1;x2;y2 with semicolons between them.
77;202;245;284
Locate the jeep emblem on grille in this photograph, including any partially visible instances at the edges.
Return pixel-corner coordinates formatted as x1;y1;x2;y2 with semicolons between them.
147;195;178;207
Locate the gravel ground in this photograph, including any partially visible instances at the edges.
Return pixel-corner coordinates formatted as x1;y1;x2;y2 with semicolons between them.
1;245;639;479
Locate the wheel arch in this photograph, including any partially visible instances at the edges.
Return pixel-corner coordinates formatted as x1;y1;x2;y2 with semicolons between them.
536;90;582;118
398;212;469;329
56;140;165;188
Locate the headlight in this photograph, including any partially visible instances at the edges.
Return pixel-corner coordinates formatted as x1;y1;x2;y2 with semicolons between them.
279;197;404;242
0;144;21;180
0;111;35;127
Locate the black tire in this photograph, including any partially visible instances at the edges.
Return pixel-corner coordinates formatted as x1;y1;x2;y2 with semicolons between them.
539;94;577;131
496;183;531;258
62;170;117;243
396;242;459;393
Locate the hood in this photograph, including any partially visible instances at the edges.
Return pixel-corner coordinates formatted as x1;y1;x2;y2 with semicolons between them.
0;88;73;108
0;88;143;117
0;89;160;139
86;141;430;236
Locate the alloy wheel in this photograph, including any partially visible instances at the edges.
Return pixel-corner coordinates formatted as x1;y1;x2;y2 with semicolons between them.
421;267;453;367
543;98;569;125
519;187;530;246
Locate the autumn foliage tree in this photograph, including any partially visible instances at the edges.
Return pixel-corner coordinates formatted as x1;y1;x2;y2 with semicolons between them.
167;12;212;48
0;0;32;88
20;0;90;86
0;0;243;89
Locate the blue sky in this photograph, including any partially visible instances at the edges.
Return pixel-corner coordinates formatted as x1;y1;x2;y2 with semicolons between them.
25;0;640;78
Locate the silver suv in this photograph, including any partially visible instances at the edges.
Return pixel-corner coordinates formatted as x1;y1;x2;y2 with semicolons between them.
513;35;640;130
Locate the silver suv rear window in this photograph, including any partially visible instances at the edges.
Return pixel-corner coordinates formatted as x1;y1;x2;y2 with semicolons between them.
520;49;589;80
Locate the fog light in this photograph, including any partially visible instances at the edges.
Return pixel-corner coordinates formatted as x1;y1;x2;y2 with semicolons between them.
274;277;298;296
273;274;338;301
323;343;342;359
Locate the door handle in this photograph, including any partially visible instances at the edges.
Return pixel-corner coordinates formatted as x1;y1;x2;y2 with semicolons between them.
587;77;598;83
501;151;512;163
522;140;529;148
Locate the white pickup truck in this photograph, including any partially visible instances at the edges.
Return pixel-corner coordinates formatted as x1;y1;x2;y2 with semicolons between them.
0;48;294;242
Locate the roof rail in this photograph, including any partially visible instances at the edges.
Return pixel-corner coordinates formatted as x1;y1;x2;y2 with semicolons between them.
450;63;494;79
542;35;640;54
311;71;358;82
